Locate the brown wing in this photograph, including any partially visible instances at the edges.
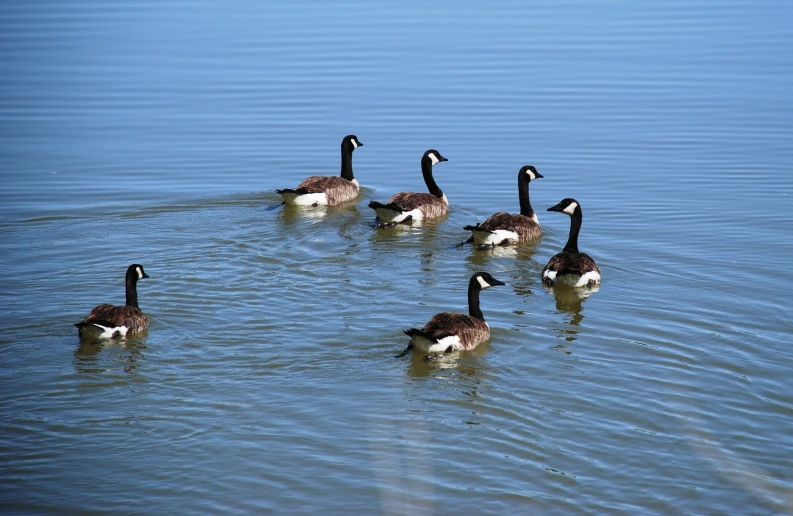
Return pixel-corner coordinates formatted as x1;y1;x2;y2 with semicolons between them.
543;252;600;278
577;253;600;274
422;312;490;350
78;304;149;334
323;180;359;205
82;303;116;322
479;212;540;240
387;192;439;211
296;175;350;193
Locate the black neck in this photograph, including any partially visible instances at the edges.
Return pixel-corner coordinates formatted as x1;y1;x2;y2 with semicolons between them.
468;279;484;321
125;277;139;308
518;173;534;218
340;145;355;181
422;159;443;198
563;208;582;254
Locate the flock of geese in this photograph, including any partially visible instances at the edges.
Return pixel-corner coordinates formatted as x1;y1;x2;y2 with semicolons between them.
76;135;601;359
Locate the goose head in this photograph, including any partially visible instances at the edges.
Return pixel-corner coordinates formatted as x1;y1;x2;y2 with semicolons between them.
342;135;363;150
520;165;543;182
126;264;149;282
548;198;580;217
472;271;506;290
422;149;448;167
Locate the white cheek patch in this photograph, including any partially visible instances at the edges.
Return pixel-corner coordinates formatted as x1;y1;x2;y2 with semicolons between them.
429;153;440;165
527;170;536;181
476;276;491;289
352;139;358;149
562;202;579;215
137;267;144;279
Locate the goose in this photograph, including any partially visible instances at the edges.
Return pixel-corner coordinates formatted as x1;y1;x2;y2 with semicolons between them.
368;149;448;226
463;165;543;248
542;198;601;288
277;134;363;206
75;264;150;339
397;272;505;358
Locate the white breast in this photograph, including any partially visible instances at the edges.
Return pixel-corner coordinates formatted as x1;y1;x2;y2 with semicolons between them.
375;206;423;223
433;334;463;352
402;208;424;222
292;192;329;206
471;229;519;246
409;333;462;353
91;323;129;338
551;270;601;287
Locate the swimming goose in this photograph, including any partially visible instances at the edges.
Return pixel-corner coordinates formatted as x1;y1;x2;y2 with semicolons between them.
542;198;601;288
463;165;543;248
277;135;363;206
75;264;150;339
397;272;505;357
368;149;448;226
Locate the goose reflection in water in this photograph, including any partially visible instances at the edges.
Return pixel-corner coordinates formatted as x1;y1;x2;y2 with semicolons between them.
73;337;147;375
547;284;599;346
404;344;490;379
277;196;361;222
368;211;450;234
465;246;541;299
368;214;448;278
464;243;539;269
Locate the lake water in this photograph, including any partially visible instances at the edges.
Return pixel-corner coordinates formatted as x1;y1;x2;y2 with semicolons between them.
1;0;792;514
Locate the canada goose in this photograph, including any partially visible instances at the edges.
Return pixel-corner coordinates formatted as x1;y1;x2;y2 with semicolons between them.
75;264;150;339
277;135;363;206
542;198;601;288
463;165;543;248
368;149;448;226
397;272;505;358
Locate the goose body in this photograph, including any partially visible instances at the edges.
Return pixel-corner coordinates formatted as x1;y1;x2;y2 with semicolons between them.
542;199;601;288
464;165;543;247
75;264;150;339
398;272;505;357
369;150;448;225
277;135;363;206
